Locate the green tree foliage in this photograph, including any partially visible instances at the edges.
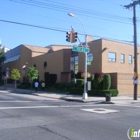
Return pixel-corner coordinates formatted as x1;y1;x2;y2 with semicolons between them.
27;66;39;92
0;48;5;83
103;74;111;90
11;69;21;90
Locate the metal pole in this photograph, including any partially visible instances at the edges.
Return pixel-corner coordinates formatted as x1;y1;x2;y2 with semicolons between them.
73;16;88;99
133;5;138;100
83;34;88;99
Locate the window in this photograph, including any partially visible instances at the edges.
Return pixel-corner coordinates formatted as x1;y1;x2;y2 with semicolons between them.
108;52;116;62
129;55;132;64
121;54;125;63
33;64;36;68
70;55;78;75
75;56;78;74
44;61;47;69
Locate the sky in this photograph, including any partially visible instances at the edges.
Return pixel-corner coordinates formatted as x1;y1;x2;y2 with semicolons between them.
0;0;140;49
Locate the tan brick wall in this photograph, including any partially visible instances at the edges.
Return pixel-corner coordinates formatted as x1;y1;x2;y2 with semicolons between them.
78;39;102;73
101;39;140;74
32;49;72;82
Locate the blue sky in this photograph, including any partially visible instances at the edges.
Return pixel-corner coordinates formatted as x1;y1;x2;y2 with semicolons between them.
0;0;140;49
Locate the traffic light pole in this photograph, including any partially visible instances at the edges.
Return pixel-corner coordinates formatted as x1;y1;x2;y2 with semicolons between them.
68;12;88;99
124;0;140;100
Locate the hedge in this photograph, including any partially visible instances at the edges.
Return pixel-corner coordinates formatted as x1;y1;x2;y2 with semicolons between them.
69;87;84;95
88;89;118;97
76;79;84;88
69;88;118;97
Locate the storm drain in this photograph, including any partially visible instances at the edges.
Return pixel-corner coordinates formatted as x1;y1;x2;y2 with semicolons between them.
81;108;119;114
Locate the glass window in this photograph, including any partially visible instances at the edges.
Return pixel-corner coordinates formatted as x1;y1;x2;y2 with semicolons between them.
108;52;116;62
75;56;78;74
70;56;78;75
33;64;36;68
44;61;47;69
129;55;132;64
121;54;125;63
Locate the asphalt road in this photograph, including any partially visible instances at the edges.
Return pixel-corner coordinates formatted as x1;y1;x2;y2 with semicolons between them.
0;90;140;140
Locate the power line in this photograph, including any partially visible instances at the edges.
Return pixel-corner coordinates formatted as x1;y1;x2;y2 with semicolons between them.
0;19;133;44
0;19;66;32
10;0;133;24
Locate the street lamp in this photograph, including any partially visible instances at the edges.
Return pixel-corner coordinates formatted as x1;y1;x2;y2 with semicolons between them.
68;12;88;99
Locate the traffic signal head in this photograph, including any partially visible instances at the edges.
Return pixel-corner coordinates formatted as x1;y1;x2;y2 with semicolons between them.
71;32;78;43
66;32;71;42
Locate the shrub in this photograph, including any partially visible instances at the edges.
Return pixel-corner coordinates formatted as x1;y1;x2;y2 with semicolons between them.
69;87;83;95
87;74;94;81
17;82;31;89
65;83;74;89
88;89;118;97
7;78;14;84
76;71;84;79
54;83;65;90
93;73;104;89
17;85;29;89
103;74;111;90
76;79;84;88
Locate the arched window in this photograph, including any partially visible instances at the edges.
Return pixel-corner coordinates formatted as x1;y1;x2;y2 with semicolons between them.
33;64;36;68
44;61;47;69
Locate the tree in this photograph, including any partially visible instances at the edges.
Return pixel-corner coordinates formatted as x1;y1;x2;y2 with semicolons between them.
0;48;5;84
11;69;21;90
27;66;39;92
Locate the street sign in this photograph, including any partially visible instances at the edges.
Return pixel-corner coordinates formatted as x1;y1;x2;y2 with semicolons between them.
87;61;91;65
72;46;90;53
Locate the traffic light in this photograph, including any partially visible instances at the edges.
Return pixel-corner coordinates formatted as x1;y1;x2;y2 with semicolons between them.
134;72;138;80
66;31;71;42
71;31;78;43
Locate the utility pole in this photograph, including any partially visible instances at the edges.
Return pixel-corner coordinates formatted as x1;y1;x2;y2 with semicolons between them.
124;0;140;100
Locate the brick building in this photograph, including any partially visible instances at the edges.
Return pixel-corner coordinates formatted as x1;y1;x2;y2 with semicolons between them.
3;38;140;94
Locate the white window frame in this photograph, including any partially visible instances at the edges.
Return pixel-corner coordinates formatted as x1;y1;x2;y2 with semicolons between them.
121;54;125;63
108;52;116;62
129;55;132;64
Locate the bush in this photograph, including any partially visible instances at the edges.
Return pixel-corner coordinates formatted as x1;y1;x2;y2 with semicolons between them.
103;74;111;90
17;82;31;89
7;78;14;84
76;71;84;79
93;73;104;89
88;89;118;97
76;79;84;88
55;83;74;90
69;87;83;95
17;85;29;89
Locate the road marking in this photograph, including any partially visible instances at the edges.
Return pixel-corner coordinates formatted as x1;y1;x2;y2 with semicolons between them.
0;104;110;110
81;108;119;114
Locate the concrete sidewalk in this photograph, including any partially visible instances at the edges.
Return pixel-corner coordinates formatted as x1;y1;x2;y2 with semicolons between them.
0;87;140;104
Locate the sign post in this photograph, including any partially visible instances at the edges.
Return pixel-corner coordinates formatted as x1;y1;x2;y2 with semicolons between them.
72;45;90;53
